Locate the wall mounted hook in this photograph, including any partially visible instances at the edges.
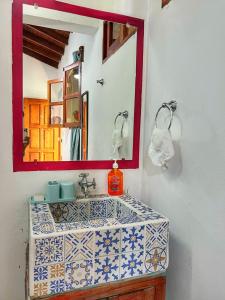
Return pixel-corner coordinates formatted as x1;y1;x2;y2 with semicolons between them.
97;79;104;86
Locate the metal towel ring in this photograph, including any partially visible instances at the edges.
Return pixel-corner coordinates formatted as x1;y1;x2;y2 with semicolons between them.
114;111;129;126
155;101;177;130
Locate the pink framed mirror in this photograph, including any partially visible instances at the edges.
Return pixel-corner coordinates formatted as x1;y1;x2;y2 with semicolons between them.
12;0;144;171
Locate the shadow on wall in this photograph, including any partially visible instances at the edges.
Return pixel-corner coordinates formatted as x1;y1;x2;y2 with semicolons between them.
167;233;192;300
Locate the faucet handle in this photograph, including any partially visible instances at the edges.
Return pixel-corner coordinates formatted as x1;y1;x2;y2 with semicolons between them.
92;178;96;189
79;173;89;178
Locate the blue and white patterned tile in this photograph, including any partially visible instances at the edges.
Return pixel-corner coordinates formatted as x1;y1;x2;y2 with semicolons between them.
50;279;65;294
32;263;65;296
33;263;65;282
78;201;90;221
117;215;143;224
32;213;52;224
95;229;120;257
65;260;93;290
34;266;48;281
146;222;169;249
65;231;94;262
107;218;121;226
120;251;144;279
31;203;49;214
35;236;64;266
121;226;144;252
141;213;163;221
55;222;71;232
32;222;55;235
116;202;134;219
90;200;107;219
66;202;79;222
106;199;116;218
94;255;120;284
88;219;109;228
145;247;168;273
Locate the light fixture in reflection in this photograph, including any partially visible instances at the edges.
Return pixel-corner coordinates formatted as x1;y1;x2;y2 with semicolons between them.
74;74;80;80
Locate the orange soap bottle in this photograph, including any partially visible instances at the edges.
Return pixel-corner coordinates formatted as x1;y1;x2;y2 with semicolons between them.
108;160;123;196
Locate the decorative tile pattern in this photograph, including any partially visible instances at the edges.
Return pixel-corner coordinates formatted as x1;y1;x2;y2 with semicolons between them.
94;255;119;284
119;194;165;221
120;251;144;279
33;222;55;235
35;236;64;266
121;226;144;252
146;222;169;249
90;200;107;219
29;195;169;297
78;201;90;221
95;229;120;257
65;231;94;262
116;202;135;219
118;215;142;224
32;213;52;224
33;282;48;297
145;247;167;273
55;222;71;232
31;203;49;214
65;260;93;290
50;264;65;279
34;266;48;281
141;213;163;221
50;279;65;294
106;199;116;218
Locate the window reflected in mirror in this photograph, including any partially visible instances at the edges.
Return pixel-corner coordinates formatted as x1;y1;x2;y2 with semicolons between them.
65;97;80;125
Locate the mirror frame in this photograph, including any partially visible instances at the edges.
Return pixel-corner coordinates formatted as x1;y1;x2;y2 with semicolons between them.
12;0;144;171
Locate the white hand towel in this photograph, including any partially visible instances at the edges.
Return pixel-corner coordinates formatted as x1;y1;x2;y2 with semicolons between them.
112;128;123;159
148;127;174;168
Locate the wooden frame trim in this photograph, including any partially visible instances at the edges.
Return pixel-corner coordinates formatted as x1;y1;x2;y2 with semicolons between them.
47;79;63;128
12;0;144;171
63;61;82;128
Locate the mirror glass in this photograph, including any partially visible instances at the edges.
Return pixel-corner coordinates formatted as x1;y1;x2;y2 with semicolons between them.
22;4;137;162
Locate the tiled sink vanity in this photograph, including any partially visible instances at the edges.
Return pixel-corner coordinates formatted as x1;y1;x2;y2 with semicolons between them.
28;195;169;299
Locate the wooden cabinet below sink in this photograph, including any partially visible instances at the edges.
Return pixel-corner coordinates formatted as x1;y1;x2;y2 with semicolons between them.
34;276;166;300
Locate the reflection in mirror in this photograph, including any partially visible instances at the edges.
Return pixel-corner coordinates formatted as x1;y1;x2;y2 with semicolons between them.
22;4;137;162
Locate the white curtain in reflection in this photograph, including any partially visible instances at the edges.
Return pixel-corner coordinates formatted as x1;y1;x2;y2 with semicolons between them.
61;128;71;161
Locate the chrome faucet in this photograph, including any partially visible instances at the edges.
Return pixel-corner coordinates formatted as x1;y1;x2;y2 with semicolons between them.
78;173;96;198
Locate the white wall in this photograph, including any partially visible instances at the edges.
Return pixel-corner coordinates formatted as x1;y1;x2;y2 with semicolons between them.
23;54;58;99
58;26;136;160
0;1;148;299
142;0;225;299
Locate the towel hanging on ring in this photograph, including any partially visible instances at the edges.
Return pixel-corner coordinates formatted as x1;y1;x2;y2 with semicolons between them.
148;101;177;168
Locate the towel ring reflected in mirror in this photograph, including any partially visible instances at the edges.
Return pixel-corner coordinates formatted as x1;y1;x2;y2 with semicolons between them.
155;101;177;130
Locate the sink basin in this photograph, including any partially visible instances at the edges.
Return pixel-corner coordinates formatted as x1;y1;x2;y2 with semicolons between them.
29;195;169;297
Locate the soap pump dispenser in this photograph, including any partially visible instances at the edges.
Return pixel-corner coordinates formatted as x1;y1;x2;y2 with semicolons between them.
108;160;123;196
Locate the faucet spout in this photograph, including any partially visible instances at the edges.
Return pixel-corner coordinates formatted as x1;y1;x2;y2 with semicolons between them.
78;173;96;198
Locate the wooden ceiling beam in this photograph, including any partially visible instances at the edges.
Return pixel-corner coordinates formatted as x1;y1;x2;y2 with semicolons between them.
23;29;64;55
23;47;59;68
23;39;61;62
24;24;68;48
31;25;69;46
54;29;70;38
